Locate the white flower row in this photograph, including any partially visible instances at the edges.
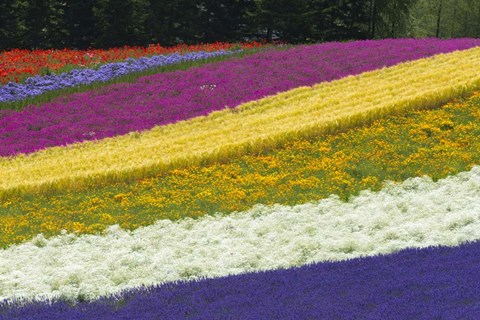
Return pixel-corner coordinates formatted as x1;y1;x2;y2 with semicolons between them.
1;166;480;303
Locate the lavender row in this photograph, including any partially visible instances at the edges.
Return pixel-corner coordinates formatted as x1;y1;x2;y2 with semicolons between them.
2;38;480;157
0;50;237;103
2;240;479;319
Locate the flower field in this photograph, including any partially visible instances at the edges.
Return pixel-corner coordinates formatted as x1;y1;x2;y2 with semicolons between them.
1;38;480;319
0;50;239;104
0;42;265;85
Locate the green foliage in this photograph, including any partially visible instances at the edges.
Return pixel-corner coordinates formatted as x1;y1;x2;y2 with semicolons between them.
410;0;480;38
365;0;417;38
310;0;370;41
0;0;26;49
1;0;479;51
23;0;69;48
251;0;315;42
65;0;96;49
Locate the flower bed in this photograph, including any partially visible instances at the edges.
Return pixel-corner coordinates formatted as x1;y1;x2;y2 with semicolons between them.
1;45;480;199
1;39;480;319
1;38;479;157
1;93;479;248
0;50;238;103
0;42;265;84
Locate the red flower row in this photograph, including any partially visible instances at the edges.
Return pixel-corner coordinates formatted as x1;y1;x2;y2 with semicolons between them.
0;41;267;84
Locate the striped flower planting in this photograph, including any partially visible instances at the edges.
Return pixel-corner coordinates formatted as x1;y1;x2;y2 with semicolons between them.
1;166;480;303
2;241;479;319
1;38;479;157
1;38;480;319
0;50;238;103
0;41;265;84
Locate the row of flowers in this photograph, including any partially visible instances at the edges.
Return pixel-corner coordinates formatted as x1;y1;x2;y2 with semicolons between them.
2;239;477;319
2;39;480;318
2;45;480;202
1;93;479;249
0;41;267;84
1;165;479;304
1;38;479;157
0;50;239;103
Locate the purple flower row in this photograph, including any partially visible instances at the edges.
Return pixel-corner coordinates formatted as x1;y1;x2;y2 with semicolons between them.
2;240;479;319
2;38;480;157
0;50;237;103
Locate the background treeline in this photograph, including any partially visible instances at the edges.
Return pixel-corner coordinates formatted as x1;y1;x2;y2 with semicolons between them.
1;0;480;51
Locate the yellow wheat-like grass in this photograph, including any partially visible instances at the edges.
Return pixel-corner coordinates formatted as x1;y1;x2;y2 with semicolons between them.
1;47;480;198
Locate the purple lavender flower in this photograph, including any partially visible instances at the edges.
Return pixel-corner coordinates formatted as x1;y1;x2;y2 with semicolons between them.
1;38;480;157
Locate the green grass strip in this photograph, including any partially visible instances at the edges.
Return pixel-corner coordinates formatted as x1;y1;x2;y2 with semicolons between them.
2;92;480;249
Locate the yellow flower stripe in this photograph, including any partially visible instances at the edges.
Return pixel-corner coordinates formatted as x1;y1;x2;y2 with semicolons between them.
2;47;480;198
2;93;480;248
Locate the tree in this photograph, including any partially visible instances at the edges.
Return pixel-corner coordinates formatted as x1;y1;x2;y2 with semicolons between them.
22;0;68;48
4;0;479;50
65;0;96;48
146;0;204;45
409;0;480;38
333;0;370;40
93;0;150;48
435;0;443;37
199;0;255;42
0;0;26;51
369;0;418;38
308;0;370;41
251;0;315;43
477;0;480;37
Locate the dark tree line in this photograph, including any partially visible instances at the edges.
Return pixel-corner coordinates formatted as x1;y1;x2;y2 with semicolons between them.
1;0;479;51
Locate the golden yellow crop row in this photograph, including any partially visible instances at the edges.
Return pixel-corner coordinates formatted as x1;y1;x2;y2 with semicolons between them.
2;47;480;198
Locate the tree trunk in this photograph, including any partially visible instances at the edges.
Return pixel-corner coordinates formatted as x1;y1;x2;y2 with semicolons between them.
369;0;377;38
391;0;397;38
477;2;480;37
435;0;442;38
464;10;469;36
266;24;273;42
451;1;457;37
